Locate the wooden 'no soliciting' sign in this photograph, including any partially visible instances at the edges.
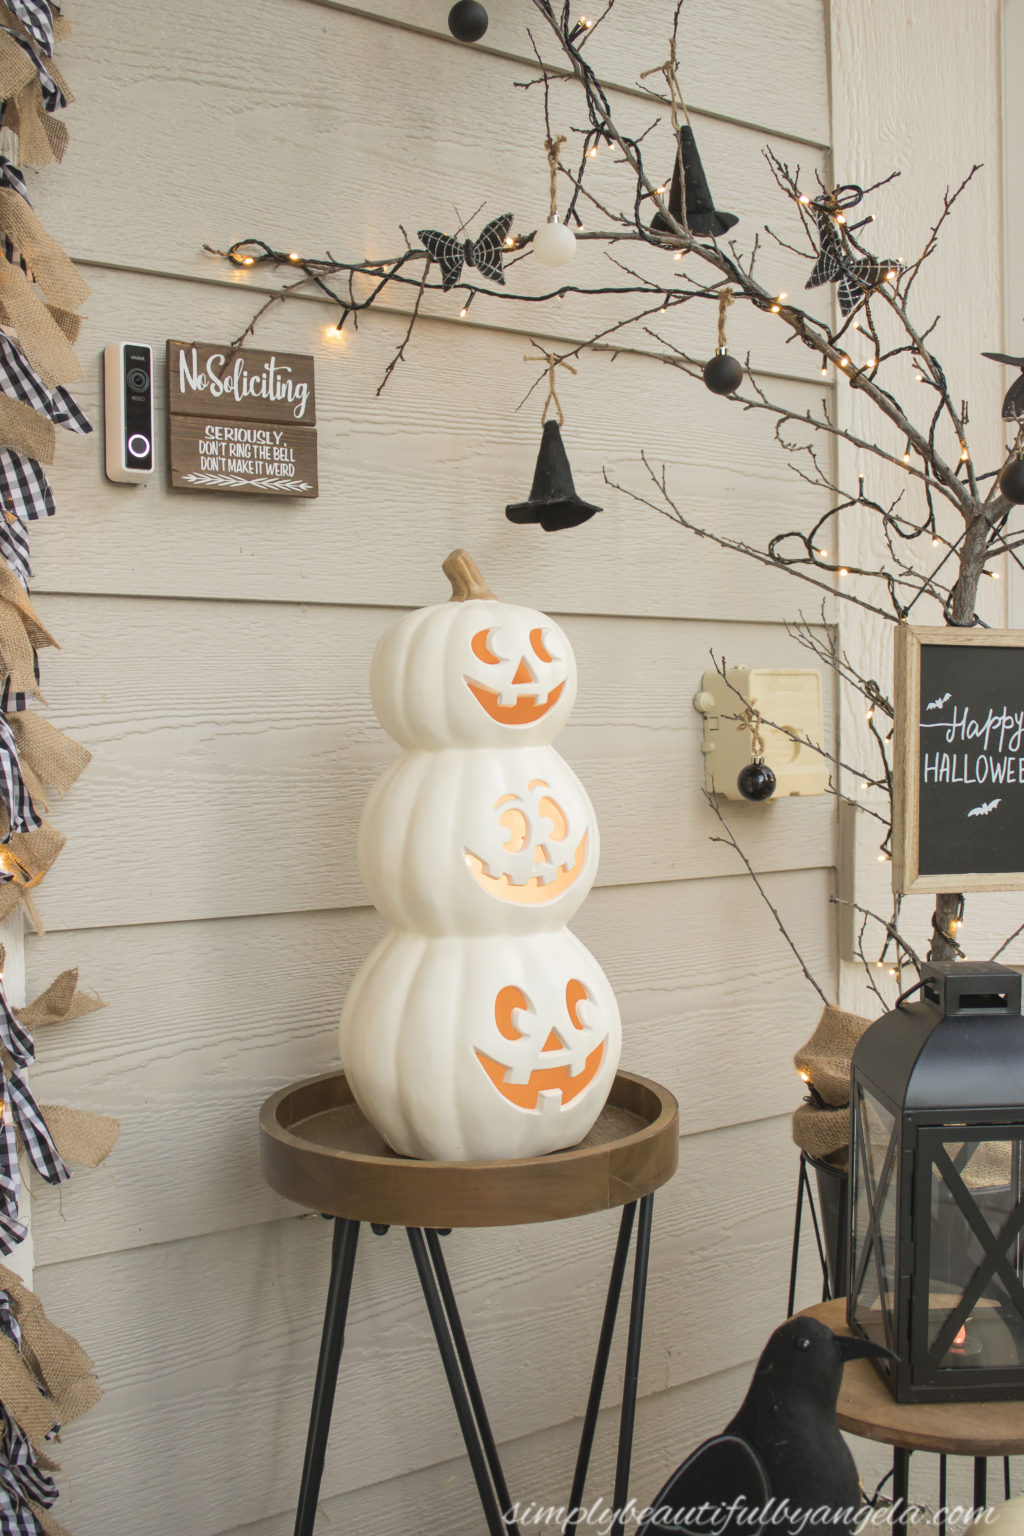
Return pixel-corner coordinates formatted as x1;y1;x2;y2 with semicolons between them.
166;340;318;498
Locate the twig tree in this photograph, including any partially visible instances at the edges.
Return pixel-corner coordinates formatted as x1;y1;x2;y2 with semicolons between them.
208;0;1023;994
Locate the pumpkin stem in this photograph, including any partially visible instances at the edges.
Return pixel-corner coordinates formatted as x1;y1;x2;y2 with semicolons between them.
443;549;497;602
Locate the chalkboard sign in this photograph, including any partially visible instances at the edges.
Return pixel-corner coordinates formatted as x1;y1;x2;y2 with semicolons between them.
893;625;1024;894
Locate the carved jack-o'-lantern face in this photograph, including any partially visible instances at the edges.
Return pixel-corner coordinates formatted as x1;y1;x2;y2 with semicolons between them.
464;778;588;905
464;625;568;726
475;979;606;1111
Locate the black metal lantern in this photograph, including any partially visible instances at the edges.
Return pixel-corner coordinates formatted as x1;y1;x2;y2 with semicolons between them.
848;960;1024;1402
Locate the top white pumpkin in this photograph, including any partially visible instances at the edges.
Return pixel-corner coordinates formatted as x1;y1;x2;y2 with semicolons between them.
370;550;577;750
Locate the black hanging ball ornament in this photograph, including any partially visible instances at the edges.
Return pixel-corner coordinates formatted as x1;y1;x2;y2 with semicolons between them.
737;761;777;802
703;349;744;396
998;456;1024;506
448;1;488;41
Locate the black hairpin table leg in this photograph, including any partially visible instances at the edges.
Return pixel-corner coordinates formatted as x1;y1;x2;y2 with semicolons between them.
563;1203;637;1536
424;1229;519;1535
407;1228;510;1536
609;1194;654;1536
293;1218;360;1536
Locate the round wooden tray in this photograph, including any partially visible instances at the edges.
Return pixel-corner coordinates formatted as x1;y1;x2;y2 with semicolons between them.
260;1068;678;1228
800;1298;1024;1456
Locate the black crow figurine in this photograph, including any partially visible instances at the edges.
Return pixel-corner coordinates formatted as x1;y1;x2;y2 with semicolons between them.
638;1317;893;1536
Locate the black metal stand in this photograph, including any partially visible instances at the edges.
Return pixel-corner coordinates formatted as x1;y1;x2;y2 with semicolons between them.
291;1198;655;1536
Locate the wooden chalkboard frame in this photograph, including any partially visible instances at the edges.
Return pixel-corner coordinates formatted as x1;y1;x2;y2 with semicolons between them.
893;625;1024;894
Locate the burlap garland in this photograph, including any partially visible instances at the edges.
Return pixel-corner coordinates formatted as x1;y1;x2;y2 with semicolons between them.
0;33;37;107
0;389;54;461
2;80;67;168
792;1100;850;1163
0;188;89;310
0;253;82;385
0;603;41;697
0;1263;101;1453
794;1003;874;1106
44;304;80;344
9;710;90;796
38;1105;119;1168
15;967;104;1031
0;818;66;925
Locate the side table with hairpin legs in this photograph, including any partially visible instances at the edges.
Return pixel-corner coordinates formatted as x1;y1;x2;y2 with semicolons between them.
259;1068;678;1536
800;1299;1024;1529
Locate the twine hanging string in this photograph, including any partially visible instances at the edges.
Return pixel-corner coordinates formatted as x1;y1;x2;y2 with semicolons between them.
717;284;734;349
640;36;692;231
544;135;566;219
738;700;766;762
525;339;577;427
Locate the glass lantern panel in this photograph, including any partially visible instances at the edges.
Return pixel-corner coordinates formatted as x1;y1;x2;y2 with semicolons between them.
852;1085;897;1349
926;1135;1024;1372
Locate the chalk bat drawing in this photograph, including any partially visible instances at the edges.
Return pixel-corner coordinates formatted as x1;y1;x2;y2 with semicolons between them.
967;799;1002;818
926;693;952;711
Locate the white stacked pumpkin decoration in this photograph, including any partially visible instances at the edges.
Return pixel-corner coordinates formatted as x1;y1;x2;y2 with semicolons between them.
340;549;621;1161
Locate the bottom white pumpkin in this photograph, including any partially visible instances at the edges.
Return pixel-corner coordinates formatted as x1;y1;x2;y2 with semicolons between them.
339;927;621;1161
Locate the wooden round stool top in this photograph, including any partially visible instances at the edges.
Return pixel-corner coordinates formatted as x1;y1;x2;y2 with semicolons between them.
260;1068;678;1229
800;1298;1024;1457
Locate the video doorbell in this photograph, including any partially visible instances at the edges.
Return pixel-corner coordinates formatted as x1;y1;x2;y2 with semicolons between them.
104;342;155;483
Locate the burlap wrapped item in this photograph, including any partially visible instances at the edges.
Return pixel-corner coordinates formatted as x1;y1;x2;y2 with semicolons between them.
793;1100;850;1163
0;32;37;104
0;1263;102;1437
39;1105;119;1168
794;1003;874;1107
0;189;89;310
9;710;90;796
0;254;82;385
17;967;104;1030
0;391;55;462
53;13;71;42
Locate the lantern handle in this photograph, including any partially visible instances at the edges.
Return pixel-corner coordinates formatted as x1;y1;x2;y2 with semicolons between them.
893;977;926;1012
443;549;497;602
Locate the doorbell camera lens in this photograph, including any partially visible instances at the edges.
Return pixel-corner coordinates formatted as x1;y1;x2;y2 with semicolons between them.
126;367;149;393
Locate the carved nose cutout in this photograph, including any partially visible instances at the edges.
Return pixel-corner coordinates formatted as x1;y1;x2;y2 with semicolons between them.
512;658;534;685
542;1029;563;1053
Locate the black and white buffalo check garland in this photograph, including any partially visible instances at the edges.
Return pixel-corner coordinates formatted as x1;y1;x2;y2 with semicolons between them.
0;10;95;1530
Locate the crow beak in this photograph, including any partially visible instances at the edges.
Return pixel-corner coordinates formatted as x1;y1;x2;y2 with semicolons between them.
837;1333;896;1363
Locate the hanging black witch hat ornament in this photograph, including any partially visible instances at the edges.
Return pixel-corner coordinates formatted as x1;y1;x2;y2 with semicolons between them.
982;352;1024;421
650;125;738;238
506;419;601;531
636;1317;893;1536
506;347;600;531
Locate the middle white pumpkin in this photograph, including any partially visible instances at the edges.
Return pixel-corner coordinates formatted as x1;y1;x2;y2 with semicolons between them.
359;744;599;935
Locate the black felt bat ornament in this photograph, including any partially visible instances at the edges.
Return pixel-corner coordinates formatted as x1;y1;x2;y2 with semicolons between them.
981;353;1024;421
418;213;514;291
638;1317;893;1536
805;204;901;317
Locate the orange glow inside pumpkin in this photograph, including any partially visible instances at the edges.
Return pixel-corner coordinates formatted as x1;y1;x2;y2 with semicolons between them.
475;980;605;1111
464;782;588;905
465;626;566;725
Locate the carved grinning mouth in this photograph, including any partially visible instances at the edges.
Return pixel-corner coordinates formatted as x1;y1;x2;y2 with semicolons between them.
474;1041;605;1110
464;677;565;725
463;833;588;905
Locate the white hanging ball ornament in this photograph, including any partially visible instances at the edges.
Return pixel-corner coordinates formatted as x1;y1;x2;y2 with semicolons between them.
533;215;577;267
